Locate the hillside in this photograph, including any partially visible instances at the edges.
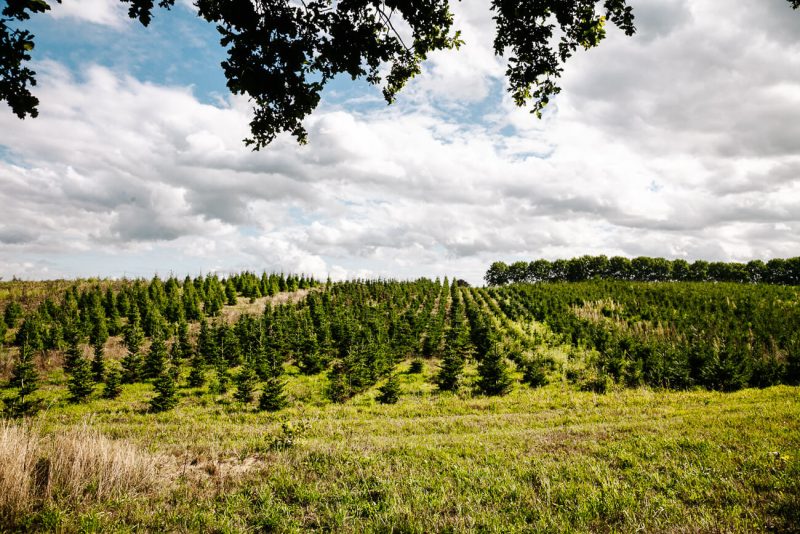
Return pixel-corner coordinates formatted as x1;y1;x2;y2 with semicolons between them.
1;275;798;531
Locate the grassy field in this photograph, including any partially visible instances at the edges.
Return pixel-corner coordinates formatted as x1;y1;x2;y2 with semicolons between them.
3;358;799;532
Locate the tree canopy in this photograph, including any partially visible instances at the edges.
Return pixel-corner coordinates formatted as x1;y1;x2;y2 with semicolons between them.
1;0;798;148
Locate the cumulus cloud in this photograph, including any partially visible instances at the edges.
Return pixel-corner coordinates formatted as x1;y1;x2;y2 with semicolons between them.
1;0;799;284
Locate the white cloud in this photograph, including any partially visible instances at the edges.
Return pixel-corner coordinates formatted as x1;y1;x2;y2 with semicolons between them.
48;0;128;28
1;0;799;284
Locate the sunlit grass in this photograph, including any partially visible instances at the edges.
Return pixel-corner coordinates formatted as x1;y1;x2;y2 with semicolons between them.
3;363;798;532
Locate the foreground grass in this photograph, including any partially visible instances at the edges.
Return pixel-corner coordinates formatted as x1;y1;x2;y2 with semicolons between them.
3;363;799;533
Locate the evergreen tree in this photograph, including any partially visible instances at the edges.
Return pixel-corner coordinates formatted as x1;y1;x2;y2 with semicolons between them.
477;344;513;396
7;342;39;417
177;320;193;360
327;359;349;403
435;347;465;392
0;315;7;346
209;365;230;395
121;350;143;384
67;355;94;402
150;365;179;412
144;327;168;379
376;373;400;404
64;325;83;373
258;375;287;411
234;362;257;404
408;357;424;374
103;365;123;399
91;340;106;382
3;302;22;328
521;358;549;388
197;318;216;363
225;278;238;305
123;308;145;354
187;351;207;388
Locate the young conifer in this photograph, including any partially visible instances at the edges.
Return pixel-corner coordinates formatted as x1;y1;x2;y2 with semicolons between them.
376;373;400;404
7;342;39;416
103;365;123;399
150;365;179;412
234;362;257;404
68;355;94;402
91;340;106;382
258;375;287;411
435;347;465;392
477;344;513;396
144;327;168;379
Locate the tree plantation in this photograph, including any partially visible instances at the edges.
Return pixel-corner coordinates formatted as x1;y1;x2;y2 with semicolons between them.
0;264;798;531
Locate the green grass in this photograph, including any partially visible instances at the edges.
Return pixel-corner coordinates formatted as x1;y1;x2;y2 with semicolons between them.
4;359;799;532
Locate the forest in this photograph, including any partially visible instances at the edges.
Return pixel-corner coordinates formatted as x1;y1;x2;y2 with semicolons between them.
0;264;798;531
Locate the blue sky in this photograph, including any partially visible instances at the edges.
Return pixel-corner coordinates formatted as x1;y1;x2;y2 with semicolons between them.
1;0;799;283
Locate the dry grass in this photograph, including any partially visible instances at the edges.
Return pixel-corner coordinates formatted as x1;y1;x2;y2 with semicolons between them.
0;420;160;523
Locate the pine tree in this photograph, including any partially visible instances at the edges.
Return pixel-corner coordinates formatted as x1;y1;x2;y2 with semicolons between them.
477;344;513;396
225;278;238;305
91;340;106;382
376;373;400;404
408;357;424;374
7;342;39;417
209;366;229;395
521;358;549;388
177;320;193;360
123;308;145;353
103;365;123;399
327;359;349;403
258;375;287;411
144;327;168;379
234;362;257;404
150;365;179;412
63;328;83;374
435;347;465;392
68;355;94;402
187;352;207;388
121;350;143;384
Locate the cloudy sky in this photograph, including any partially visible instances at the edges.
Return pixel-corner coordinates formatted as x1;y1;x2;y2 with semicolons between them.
1;0;799;284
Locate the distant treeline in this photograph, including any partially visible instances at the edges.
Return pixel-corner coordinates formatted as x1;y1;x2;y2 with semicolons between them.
485;256;800;286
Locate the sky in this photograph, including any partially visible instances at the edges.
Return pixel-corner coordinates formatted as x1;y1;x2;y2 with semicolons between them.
1;0;799;284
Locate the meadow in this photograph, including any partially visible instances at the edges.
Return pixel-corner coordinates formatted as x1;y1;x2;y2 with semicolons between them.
1;270;798;532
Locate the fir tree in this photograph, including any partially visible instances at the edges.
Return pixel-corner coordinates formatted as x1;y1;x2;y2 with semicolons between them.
68;355;94;402
435;347;465;392
0;315;7;346
327;359;349;403
258;375;287;411
121;350;143;384
7;342;39;417
63;329;83;374
376;373;400;404
209;366;230;395
477;345;513;396
103;365;123;399
123;308;145;354
225;278;238;305
144;327;168;379
177;320;193;360
408;357;424;374
234;362;257;404
150;365;179;412
91;340;106;382
187;352;207;388
522;358;549;388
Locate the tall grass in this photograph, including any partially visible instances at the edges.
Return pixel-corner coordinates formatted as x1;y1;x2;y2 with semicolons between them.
0;420;159;523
